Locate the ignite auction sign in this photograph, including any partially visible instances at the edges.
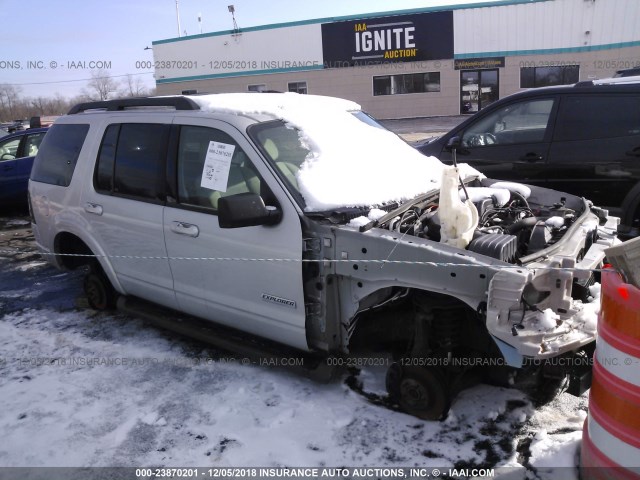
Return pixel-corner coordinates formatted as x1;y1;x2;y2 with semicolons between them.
321;11;453;67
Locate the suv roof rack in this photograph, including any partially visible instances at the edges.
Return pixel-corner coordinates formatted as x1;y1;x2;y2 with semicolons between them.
67;97;201;114
574;76;640;87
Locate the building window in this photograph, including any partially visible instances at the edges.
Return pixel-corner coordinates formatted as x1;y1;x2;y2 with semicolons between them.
248;84;266;92
288;82;307;94
520;65;579;88
372;72;441;96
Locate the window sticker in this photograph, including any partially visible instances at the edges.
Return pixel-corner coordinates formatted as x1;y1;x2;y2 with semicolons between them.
200;141;236;192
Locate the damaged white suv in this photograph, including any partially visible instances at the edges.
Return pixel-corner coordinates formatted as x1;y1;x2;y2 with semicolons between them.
29;93;619;419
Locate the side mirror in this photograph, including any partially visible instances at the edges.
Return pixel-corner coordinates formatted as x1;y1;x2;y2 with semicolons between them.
446;136;462;167
446;136;462;150
218;193;282;228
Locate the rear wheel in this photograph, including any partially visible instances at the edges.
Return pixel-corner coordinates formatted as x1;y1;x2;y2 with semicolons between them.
84;264;116;311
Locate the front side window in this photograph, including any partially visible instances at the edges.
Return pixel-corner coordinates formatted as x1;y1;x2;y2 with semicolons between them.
0;137;21;161
461;98;554;147
31;124;89;186
177;126;261;210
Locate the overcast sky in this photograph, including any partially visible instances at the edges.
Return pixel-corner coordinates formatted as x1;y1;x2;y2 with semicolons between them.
1;0;505;99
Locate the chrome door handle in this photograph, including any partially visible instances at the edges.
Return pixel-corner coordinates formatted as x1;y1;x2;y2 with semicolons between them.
171;221;199;238
84;202;103;215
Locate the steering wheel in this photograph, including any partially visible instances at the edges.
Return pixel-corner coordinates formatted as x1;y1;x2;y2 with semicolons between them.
466;133;497;147
484;133;497;145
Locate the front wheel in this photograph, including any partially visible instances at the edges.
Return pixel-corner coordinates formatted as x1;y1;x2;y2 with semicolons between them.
387;364;451;421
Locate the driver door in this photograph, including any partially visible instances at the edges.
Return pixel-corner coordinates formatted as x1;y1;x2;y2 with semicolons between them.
439;97;558;184
163;118;308;351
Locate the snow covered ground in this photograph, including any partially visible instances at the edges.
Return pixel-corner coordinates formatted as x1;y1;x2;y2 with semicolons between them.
0;219;588;478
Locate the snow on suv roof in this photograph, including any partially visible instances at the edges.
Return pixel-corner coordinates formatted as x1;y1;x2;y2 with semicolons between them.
191;93;480;211
188;92;361;117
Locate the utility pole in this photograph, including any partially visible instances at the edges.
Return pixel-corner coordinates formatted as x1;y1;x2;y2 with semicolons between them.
175;0;182;37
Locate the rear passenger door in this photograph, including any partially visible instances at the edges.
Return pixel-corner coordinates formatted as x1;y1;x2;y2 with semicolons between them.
85;119;178;309
546;94;640;214
163;119;308;350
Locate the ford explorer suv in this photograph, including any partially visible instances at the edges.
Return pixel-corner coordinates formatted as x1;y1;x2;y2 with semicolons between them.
416;82;640;236
28;94;620;420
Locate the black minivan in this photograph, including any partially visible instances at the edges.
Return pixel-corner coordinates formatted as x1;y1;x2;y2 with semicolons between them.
416;82;640;232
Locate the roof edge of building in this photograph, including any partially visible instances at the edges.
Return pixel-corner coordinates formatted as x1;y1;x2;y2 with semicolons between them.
152;0;551;46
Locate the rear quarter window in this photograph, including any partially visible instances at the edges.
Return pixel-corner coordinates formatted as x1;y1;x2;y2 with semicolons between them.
30;124;90;186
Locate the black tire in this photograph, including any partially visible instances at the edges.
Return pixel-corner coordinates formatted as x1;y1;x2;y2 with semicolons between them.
84;267;116;311
531;374;569;406
397;366;451;421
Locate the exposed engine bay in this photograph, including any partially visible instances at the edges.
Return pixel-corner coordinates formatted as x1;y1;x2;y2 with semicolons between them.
367;175;603;266
304;170;621;419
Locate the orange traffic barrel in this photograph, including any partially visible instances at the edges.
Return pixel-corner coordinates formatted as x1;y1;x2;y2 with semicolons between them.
581;268;640;478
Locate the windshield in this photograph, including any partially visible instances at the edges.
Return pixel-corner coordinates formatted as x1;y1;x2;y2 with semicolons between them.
249;111;463;212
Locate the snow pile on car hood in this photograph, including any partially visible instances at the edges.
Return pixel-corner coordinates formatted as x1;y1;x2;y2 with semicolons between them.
191;93;482;211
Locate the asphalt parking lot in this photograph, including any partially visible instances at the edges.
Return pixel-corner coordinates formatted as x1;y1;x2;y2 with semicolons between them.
381;115;467;142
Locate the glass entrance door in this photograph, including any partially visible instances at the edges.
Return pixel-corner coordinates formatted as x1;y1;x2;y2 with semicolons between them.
460;69;499;114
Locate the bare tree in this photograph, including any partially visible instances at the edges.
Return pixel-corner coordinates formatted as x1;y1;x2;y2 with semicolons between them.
120;74;148;97
0;83;22;120
30;96;47;113
47;93;72;115
85;69;118;101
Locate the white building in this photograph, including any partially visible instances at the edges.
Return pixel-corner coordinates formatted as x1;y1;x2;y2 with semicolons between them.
152;0;640;118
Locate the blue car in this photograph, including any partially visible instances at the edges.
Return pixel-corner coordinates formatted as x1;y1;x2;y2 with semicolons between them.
0;127;49;204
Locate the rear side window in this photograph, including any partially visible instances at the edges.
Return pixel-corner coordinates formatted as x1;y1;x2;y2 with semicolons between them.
554;95;640;141
94;123;170;201
30;124;89;186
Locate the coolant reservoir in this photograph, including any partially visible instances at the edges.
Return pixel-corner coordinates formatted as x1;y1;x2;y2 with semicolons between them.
439;166;478;249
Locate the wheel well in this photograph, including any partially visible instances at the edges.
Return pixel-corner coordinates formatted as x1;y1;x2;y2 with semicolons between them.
53;232;95;270
347;288;489;356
